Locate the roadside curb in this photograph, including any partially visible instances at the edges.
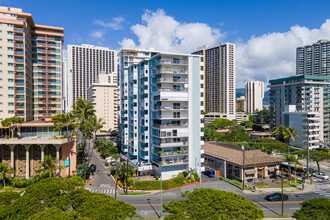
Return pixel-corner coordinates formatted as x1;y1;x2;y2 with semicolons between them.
164;181;203;191
220;177;243;191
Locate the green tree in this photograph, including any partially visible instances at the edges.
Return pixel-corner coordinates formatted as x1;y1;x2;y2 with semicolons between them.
37;155;63;178
1;178;136;219
310;151;330;174
284;127;299;144
293;198;330;220
241;120;254;128
50;113;74;137
164;188;264;219
201;126;216;141
1;116;24;138
0;163;14;187
272;125;288;142
212;118;235;129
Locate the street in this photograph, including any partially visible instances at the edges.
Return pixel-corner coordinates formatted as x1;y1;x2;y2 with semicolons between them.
87;149;330;218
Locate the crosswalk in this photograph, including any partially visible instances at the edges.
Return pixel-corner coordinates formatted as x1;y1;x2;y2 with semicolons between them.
89;184;116;196
314;181;330;198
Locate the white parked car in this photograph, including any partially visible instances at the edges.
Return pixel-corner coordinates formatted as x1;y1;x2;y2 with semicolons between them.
313;172;329;180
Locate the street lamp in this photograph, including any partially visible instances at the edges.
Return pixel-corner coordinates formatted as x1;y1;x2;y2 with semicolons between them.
242;145;245;190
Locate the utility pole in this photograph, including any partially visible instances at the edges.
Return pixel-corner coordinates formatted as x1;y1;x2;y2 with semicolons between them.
160;166;163;218
281;167;284;216
115;167;118;200
242;145;245;190
126;139;131;195
306;119;310;180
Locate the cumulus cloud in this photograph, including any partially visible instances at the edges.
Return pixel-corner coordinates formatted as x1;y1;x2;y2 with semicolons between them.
236;19;330;87
94;16;125;30
119;9;330;88
119;9;223;52
89;30;105;40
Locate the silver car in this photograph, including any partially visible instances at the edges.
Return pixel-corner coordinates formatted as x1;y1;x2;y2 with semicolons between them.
313;172;329;180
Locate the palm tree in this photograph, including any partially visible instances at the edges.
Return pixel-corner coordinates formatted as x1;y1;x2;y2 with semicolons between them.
0;163;14;187
272;125;288;142
51;113;75;137
284;127;299;144
37;155;63;178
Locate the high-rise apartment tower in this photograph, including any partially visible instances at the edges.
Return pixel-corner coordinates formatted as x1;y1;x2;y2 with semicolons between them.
66;44;116;111
245;80;264;113
0;7;63;121
192;43;236;120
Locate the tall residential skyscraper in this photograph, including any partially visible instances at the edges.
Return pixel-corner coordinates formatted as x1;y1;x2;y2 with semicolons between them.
0;7;64;122
122;51;204;179
87;73;119;132
118;48;158;153
245;80;264;113
66;44;116;111
192;43;236;120
297;40;330;76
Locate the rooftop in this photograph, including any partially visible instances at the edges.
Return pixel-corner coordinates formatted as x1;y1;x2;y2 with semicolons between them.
202;142;282;167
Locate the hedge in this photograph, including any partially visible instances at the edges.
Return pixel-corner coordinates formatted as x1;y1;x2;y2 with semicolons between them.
128;173;189;190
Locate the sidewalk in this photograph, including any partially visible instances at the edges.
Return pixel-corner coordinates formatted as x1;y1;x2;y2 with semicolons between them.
243;182;316;194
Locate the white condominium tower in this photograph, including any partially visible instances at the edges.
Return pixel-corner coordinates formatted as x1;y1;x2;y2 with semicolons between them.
0;7;63;122
119;50;204;179
245;80;264;113
66;44;116;111
192;43;236;120
297;40;330;76
118;48;158;154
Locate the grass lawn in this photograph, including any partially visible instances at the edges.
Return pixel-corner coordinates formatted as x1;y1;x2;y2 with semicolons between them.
256;183;269;188
119;192;151;196
274;185;289;188
221;177;253;190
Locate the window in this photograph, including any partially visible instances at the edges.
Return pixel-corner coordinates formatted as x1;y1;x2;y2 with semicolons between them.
8;110;14;114
8;94;14;98
7;47;13;51
173;112;180;118
7;39;13;43
7;31;13;35
8;86;13;90
8;63;14;66
8;71;13;74
8;102;14;106
8;79;13;82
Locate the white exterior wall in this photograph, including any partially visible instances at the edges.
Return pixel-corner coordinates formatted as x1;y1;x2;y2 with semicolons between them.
246;80;264;113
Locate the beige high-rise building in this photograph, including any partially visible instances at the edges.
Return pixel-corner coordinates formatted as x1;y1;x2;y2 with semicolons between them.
67;44;116;112
0;7;63;122
192;43;236;120
245;80;264;113
236;96;246;112
87;73;119;132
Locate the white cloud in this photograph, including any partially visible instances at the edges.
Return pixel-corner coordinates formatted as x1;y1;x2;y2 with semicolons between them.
89;30;105;40
236;19;330;87
119;9;330;88
94;16;125;30
119;9;223;52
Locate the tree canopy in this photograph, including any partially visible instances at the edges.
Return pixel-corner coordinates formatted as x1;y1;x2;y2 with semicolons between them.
293;198;330;220
1;116;23;127
0;177;135;219
163;188;264;220
212;118;235;129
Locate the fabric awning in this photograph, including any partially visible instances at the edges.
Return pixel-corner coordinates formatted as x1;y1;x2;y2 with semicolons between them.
245;170;255;175
268;167;276;172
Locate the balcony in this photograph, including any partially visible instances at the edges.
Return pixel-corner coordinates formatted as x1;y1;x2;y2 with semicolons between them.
15;59;24;64
153;68;188;75
153;77;188;84
14;67;24;71
152;123;188;129
155;59;188;66
14;27;23;32
14;43;24;48
14;35;24;41
153;140;188;148
154;87;188;93
153;158;189;166
14;51;24;56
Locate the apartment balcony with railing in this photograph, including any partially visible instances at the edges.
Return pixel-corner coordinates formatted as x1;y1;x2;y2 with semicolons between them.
153;77;188;84
14;27;24;33
154;58;188;66
153;156;188;166
152;120;188;129
153;87;188;93
152;138;188;148
153;67;188;76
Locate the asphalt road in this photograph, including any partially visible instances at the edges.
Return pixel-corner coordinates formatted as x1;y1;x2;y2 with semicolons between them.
88;150;330;218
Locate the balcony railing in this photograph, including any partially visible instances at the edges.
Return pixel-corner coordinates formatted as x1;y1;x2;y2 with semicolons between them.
154;68;187;75
155;59;188;65
14;28;23;32
154;87;188;92
153;106;188;111
154;78;188;84
14;51;24;56
152;123;188;128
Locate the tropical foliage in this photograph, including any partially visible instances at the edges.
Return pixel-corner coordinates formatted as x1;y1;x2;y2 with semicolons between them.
0;178;136;219
0;163;14;187
1;116;24;138
164;188;264;219
94;137;118;159
249;109;270;124
37;155;63;178
293;198;330;220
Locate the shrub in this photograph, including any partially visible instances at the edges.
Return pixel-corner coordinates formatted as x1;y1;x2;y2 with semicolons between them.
0;191;20;206
11;178;33;188
64;175;84;186
104;162;109;167
293;198;330;219
183;171;189;178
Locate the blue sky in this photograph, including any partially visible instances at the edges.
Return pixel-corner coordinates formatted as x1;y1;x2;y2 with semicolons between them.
3;0;330;87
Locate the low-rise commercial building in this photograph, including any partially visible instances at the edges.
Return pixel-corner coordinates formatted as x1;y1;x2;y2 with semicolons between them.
202;142;282;182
